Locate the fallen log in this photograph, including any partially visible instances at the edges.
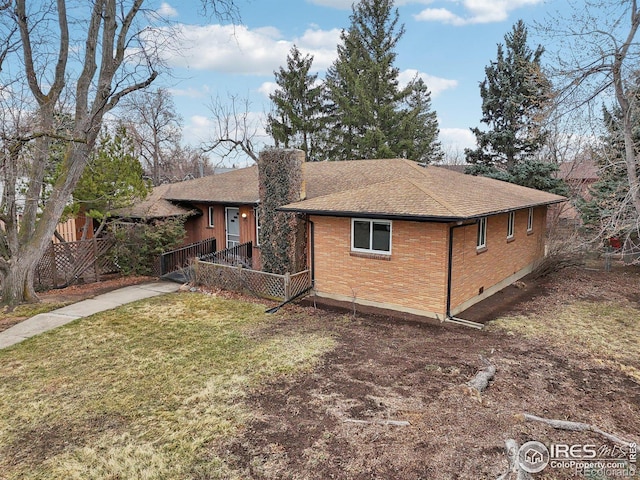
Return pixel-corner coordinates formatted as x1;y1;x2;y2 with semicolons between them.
343;418;410;427
466;356;496;393
522;413;636;447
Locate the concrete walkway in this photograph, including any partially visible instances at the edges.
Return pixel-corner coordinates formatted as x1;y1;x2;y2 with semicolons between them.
0;281;180;350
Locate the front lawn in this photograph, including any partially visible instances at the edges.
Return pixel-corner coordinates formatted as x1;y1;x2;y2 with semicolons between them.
0;293;335;479
1;266;638;479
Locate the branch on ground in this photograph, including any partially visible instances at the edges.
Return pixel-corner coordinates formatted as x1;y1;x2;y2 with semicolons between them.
520;413;636;446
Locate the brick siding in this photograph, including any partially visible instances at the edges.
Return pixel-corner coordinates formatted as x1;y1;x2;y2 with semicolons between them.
310;206;547;318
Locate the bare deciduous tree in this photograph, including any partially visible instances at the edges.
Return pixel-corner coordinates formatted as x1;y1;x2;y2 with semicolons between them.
541;0;640;251
202;94;262;164
0;0;240;305
119;88;183;185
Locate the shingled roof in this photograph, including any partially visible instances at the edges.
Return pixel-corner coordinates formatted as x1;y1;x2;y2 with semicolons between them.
161;166;260;204
282;159;566;220
114;183;197;219
120;158;565;221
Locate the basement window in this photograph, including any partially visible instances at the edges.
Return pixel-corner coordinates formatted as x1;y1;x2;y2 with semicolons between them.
351;219;391;255
477;217;487;250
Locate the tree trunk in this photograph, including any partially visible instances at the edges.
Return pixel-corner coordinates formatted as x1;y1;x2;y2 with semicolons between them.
2;256;39;305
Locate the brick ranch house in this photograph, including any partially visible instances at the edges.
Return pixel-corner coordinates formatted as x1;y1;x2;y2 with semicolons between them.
123;154;565;321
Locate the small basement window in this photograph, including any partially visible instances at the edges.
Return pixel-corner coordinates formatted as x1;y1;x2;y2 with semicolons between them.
351;219;391;254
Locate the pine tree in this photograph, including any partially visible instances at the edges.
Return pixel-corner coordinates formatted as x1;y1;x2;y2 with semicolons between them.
396;78;443;163
322;0;441;162
71;127;150;238
465;20;551;171
267;45;324;161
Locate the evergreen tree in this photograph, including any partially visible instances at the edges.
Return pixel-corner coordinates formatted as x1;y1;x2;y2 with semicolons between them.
396;78;443;162
267;45;324;161
465;20;551;171
322;0;441;162
70;127;150;239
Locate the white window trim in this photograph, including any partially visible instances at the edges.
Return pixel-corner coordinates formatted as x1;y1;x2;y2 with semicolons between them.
527;207;534;233
351;218;392;255
255;207;261;246
208;206;215;227
507;211;515;239
477;217;487;250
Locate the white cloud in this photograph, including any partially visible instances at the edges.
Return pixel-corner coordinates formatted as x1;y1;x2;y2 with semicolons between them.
153;24;340;75
168;86;210;98
439;127;476;150
310;0;437;8
398;69;458;97
414;0;543;25
258;82;278;98
157;2;178;19
306;0;354;9
414;8;466;26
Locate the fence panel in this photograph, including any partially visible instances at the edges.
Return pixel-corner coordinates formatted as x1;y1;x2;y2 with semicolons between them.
194;259;310;301
35;238;116;290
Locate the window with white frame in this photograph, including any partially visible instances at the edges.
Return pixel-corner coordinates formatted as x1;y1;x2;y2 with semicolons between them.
255;207;261;246
507;211;515;239
208;206;215;227
477;217;487;249
351;219;391;254
527;207;533;232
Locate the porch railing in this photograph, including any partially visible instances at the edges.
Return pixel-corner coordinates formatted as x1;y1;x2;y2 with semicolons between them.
199;241;253;269
160;237;217;275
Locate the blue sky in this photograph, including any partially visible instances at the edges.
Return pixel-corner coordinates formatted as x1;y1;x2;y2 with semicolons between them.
145;0;565;165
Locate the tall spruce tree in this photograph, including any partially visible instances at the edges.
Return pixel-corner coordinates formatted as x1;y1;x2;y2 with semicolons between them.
397;78;443;162
267;45;323;161
322;0;441;162
465;20;551;172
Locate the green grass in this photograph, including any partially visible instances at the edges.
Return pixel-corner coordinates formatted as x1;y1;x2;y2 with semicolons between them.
1;302;70;322
0;293;335;479
489;300;640;381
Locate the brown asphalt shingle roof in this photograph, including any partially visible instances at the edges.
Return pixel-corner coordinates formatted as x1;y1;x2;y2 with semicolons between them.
283;159;566;220
120;158;566;221
162;166;260;204
113;183;196;219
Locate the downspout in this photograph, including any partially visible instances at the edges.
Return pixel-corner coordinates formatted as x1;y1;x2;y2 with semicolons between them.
309;218;315;286
446;222;484;330
446;222;466;318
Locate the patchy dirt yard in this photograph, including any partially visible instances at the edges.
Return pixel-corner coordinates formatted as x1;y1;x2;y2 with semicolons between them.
220;265;640;479
2;266;639;479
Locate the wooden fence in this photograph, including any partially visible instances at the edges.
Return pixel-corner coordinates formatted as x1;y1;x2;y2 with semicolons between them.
35;238;117;290
194;259;311;301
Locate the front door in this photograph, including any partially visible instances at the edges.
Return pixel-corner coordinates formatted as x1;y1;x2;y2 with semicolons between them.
225;207;240;248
